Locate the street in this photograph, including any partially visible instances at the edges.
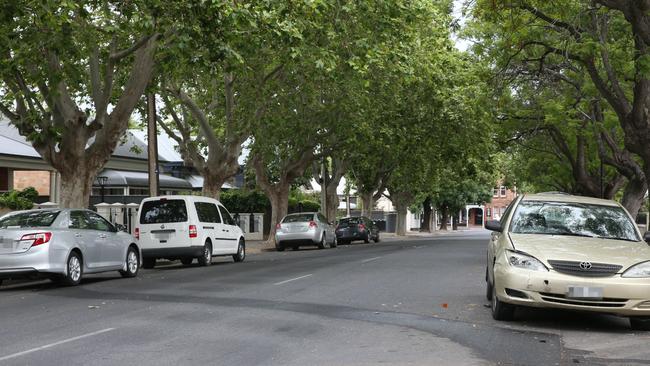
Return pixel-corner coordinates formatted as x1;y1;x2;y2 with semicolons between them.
0;230;648;366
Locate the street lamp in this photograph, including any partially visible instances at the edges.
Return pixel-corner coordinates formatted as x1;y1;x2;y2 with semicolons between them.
96;175;108;202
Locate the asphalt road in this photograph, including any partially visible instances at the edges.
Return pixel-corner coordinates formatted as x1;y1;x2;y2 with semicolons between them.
1;230;649;366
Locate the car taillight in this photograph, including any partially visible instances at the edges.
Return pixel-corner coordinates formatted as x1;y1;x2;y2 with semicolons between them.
134;228;140;240
309;221;318;228
189;225;197;238
276;223;282;230
358;223;366;230
21;232;52;247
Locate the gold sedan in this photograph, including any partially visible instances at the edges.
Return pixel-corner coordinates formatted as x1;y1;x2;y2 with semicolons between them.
486;193;650;330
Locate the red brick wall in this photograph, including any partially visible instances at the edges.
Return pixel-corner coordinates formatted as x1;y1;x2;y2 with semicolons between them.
484;185;517;223
13;171;50;196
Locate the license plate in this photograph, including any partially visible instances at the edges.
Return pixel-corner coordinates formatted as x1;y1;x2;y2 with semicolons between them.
155;233;169;241
0;241;12;249
567;286;603;299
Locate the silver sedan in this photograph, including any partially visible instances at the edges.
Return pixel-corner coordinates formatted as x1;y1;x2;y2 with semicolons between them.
0;209;141;286
275;212;337;251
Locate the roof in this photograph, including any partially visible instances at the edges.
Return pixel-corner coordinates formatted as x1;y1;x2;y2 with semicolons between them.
522;193;620;207
98;169;193;189
0;123;42;158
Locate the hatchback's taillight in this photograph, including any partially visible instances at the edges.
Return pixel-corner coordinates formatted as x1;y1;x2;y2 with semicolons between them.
189;225;198;238
21;232;52;247
134;228;140;240
309;221;318;228
358;223;366;230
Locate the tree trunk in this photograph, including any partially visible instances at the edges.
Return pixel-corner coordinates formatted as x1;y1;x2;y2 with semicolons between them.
360;191;373;218
622;175;648;220
395;201;408;236
421;197;432;232
265;183;290;244
59;169;94;208
201;171;227;200
439;206;448;231
325;185;339;222
452;213;459;231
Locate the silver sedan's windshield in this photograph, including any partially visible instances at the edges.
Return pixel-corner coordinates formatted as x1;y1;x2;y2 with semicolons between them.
510;201;640;241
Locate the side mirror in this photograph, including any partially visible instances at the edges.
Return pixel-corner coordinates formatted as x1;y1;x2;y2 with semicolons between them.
644;231;650;244
485;220;502;232
115;223;127;232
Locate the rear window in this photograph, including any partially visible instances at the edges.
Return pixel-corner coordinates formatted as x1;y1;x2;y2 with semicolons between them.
338;218;361;227
140;199;188;224
282;214;314;223
0;210;60;228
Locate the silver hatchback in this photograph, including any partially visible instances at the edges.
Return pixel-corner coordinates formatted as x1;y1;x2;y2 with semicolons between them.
275;212;337;251
0;209;141;286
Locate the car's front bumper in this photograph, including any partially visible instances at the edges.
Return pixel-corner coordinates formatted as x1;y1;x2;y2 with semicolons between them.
0;245;65;279
494;263;650;316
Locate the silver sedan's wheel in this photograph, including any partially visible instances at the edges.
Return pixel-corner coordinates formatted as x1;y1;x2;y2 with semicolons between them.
60;252;82;286
120;248;139;278
317;235;327;249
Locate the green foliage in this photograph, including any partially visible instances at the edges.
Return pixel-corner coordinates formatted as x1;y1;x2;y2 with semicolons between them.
220;190;269;213
0;187;39;210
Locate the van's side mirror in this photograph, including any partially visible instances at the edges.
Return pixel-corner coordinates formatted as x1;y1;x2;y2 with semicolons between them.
644;231;650;244
485;220;502;232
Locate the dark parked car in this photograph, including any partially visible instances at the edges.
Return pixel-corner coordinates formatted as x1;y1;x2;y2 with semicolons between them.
335;216;380;244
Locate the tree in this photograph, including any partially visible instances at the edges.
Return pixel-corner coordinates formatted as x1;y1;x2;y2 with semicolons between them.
0;1;169;207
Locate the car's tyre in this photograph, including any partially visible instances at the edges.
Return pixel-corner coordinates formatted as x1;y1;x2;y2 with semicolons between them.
486;267;493;301
318;235;327;249
491;278;515;321
0;279;3;287
292;245;299;251
233;239;246;263
630;317;650;331
276;242;285;252
60;251;83;286
142;257;156;269
180;257;193;266
374;233;380;243
331;236;338;248
364;233;370;244
197;241;213;266
119;247;139;278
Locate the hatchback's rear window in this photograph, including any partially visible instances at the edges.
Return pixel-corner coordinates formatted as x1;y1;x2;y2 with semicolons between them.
282;214;314;223
338;218;361;227
0;210;60;228
140;199;188;224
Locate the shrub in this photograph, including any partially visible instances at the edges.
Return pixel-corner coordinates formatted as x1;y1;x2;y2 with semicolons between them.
0;187;39;210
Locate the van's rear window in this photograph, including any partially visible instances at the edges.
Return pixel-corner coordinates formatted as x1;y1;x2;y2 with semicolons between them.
140;200;188;224
0;210;60;228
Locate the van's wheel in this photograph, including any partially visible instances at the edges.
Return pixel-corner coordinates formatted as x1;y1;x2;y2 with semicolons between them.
119;247;139;278
142;257;156;269
198;242;213;266
180;257;193;266
318;235;327;249
233;239;245;263
630;317;650;331
60;251;83;286
491;278;515;320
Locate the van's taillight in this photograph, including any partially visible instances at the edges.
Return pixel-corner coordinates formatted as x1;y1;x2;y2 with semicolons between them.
21;232;52;247
134;228;140;240
189;225;198;238
309;221;318;228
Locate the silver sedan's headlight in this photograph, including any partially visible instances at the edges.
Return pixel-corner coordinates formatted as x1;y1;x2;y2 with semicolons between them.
622;261;650;278
506;250;548;272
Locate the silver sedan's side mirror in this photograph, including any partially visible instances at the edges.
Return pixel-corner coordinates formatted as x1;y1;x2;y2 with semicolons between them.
116;224;128;232
485;220;502;232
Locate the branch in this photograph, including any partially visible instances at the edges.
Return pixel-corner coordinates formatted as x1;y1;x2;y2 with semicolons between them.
110;34;153;61
519;3;584;40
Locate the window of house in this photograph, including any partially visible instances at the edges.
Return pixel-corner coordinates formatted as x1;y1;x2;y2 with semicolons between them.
129;188;149;196
500;186;506;197
493;188;499;197
486;208;491;217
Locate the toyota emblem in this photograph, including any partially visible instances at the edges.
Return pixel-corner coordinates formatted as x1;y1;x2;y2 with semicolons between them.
579;261;592;270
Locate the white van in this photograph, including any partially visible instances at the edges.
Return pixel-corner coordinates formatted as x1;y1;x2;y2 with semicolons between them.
135;196;245;268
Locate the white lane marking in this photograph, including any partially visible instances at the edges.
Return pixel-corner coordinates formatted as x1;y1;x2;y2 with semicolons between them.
273;274;313;286
361;256;382;263
0;328;115;362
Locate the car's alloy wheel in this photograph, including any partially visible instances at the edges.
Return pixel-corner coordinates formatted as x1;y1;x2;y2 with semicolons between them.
491;278;515;320
0;279;4;287
331;236;338;248
364;233;370;244
233;240;245;263
630;317;650;331
120;248;139;278
198;242;212;266
373;233;380;243
61;252;82;286
318;235;327;249
276;242;285;252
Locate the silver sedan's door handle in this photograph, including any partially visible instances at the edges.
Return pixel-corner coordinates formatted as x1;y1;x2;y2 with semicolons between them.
99;234;107;239
74;233;83;238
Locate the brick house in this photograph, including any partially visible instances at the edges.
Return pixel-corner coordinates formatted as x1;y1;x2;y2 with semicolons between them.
483;184;517;223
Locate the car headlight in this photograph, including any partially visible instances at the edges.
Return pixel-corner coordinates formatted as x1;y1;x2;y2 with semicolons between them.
622;261;650;278
506;250;548;271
